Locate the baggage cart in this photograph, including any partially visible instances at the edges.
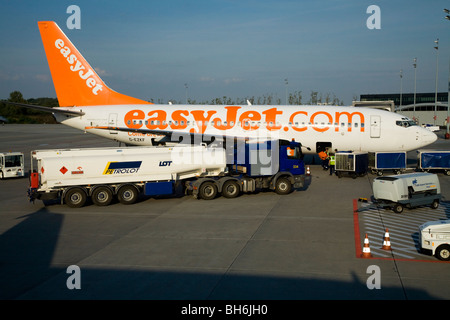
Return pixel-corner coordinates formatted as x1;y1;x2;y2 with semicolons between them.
417;150;450;175
335;151;368;179
368;151;407;176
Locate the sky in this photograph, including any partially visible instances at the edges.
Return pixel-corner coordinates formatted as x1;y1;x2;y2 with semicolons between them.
1;0;450;105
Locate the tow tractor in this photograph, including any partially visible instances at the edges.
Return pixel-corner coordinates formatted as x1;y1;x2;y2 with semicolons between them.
0;152;24;179
358;172;441;214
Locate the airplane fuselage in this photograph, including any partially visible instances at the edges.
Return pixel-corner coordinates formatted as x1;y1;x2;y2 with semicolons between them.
56;104;438;154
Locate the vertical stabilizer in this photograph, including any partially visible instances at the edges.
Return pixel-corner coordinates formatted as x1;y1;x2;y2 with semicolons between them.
38;21;151;107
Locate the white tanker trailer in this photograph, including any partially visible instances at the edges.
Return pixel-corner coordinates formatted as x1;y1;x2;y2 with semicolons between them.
29;144;226;207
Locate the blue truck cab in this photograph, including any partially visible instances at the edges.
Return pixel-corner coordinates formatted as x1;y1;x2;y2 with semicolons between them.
187;139;306;200
230;139;306;194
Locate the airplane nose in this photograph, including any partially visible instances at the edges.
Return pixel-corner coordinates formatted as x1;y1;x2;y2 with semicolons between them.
421;128;438;145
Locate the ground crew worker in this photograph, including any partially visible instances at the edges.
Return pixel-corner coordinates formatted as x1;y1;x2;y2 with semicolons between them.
328;151;336;175
318;148;328;170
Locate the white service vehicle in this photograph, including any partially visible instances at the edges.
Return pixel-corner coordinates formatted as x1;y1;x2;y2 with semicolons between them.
419;220;450;261
0;152;24;179
29;145;227;207
373;172;441;213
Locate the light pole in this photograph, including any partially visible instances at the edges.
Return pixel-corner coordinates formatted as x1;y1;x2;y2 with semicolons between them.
184;83;188;104
434;38;439;126
285;78;288;105
445;9;450;138
399;69;403;110
413;58;417;122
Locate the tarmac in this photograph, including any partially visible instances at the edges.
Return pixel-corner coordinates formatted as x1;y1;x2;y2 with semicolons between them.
1;124;449;304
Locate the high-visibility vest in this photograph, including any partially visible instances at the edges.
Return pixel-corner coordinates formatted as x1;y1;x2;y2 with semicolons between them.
329;155;336;165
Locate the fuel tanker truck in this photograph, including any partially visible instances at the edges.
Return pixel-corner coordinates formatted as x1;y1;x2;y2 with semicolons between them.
28;140;306;207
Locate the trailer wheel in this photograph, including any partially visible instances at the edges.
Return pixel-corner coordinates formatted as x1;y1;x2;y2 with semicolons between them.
431;199;440;209
117;184;138;205
92;186;113;206
64;187;87;208
275;177;292;195
393;204;403;214
435;245;450;261
222;180;240;198
199;181;217;200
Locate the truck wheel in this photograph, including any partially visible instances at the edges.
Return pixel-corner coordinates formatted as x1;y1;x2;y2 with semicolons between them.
92;186;113;206
445;170;450;176
199;181;217;200
431;199;440;209
393;204;403;214
222;180;240;198
435;245;450;261
117;184;138;205
64;187;87;208
275;177;292;195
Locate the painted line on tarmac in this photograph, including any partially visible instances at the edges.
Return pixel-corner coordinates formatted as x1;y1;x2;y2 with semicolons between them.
352;199;450;264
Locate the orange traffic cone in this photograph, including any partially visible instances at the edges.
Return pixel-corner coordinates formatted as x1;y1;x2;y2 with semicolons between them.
361;234;372;258
381;228;392;250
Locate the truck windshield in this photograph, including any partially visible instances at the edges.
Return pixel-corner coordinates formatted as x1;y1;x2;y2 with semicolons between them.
5;155;22;167
287;146;302;160
376;176;398;181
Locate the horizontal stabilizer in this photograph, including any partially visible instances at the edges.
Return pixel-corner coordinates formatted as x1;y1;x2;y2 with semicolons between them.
2;101;85;116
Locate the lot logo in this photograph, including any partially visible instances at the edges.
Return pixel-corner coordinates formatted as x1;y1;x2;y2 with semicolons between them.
159;161;172;167
103;161;142;175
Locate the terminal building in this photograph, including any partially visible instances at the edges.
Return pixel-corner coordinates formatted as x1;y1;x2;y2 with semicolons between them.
359;92;449;127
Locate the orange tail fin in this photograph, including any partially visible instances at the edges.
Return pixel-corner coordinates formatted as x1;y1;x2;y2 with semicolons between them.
38;21;151;107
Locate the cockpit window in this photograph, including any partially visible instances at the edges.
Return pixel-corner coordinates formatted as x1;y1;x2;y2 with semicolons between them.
396;118;417;128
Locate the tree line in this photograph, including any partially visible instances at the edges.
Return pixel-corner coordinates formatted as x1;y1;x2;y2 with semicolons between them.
1;90;344;124
155;90;344;106
0;91;58;124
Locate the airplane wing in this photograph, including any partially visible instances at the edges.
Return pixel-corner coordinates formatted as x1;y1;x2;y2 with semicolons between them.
84;125;243;144
84;125;308;149
2;101;85;116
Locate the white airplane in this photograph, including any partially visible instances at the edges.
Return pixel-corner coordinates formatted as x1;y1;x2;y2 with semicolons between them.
7;21;437;154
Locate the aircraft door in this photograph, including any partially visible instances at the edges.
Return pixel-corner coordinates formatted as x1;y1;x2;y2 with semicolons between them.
370;115;381;138
316;142;332;153
108;113;118;135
